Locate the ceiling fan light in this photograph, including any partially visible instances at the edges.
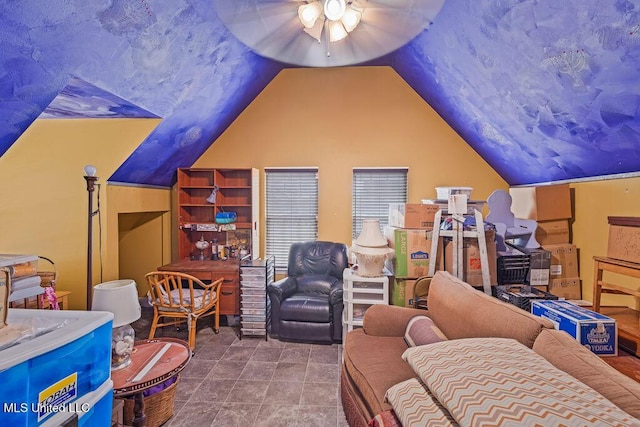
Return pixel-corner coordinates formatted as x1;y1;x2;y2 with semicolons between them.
298;2;323;29
328;20;348;42
303;15;325;42
341;7;361;32
324;0;346;21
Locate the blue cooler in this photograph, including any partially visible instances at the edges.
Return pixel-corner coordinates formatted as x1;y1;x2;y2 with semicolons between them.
42;379;113;427
0;309;113;426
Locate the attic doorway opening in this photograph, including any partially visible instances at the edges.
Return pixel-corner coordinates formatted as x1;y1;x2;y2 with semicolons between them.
118;211;168;298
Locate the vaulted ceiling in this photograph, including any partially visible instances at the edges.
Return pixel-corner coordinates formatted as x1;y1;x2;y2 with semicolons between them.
2;0;639;187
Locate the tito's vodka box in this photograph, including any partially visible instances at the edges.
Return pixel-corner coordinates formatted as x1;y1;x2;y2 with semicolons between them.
531;300;617;356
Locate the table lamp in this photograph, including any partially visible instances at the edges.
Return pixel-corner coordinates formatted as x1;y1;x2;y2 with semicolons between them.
92;279;141;370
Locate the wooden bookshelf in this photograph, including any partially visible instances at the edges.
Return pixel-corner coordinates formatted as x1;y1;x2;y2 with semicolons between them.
177;168;259;260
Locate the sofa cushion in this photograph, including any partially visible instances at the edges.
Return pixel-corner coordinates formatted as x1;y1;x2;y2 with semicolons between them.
427;271;554;348
343;329;416;418
385;378;458;427
533;328;640;419
403;315;447;347
403;338;640;427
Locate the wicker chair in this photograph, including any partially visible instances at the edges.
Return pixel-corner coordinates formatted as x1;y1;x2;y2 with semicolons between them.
145;271;222;350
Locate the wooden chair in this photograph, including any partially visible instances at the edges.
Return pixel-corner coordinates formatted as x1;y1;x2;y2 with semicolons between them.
145;271;223;350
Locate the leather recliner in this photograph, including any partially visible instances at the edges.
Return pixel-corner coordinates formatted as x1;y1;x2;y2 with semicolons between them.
268;241;348;344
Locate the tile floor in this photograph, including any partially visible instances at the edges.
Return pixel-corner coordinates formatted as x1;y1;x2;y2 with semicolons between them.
132;308;349;427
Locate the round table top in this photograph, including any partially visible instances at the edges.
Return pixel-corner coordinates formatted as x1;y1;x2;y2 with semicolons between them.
112;338;191;397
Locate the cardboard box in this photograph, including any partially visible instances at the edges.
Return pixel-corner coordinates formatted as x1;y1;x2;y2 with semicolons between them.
535;219;571;245
531;300;617;356
543;243;579;278
607;217;640;264
509;184;572;221
388;204;439;230
444;230;497;286
549;277;582;300
390;277;416;307
384;226;443;278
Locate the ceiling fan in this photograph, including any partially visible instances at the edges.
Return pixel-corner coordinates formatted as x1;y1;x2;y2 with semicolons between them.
213;0;446;67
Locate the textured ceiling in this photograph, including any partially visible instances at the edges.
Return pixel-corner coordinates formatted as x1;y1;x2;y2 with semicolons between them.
1;0;639;187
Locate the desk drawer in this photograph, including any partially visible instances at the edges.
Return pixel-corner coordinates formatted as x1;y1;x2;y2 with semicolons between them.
219;284;239;315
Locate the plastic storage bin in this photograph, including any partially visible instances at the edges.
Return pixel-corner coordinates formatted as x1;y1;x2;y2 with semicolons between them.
0;309;112;426
494;284;558;312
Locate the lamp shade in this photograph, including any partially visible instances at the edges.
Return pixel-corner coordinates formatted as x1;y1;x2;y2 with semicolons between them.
354;219;387;247
92;279;141;327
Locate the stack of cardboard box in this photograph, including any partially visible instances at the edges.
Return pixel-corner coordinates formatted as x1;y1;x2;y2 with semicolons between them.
509;184;581;300
443;228;498;287
384;204;442;307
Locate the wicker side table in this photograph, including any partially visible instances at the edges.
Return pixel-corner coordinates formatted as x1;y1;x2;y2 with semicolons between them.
112;338;191;427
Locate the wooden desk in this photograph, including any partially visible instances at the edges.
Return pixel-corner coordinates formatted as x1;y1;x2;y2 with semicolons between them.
158;259;240;315
112;338;191;427
592;256;640;312
593;256;640;356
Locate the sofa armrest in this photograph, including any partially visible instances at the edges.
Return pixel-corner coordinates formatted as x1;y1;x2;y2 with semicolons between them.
362;305;427;337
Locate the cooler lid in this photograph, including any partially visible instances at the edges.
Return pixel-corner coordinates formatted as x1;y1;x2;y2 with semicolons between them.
1;309;113;369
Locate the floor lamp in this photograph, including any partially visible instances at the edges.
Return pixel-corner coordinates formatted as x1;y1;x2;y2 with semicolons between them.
84;165;98;309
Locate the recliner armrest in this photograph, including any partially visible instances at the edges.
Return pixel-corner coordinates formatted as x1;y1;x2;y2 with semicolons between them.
329;280;344;306
267;276;297;301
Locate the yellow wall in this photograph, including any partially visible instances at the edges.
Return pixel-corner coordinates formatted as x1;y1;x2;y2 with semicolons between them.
572;176;640;308
117;211;170;297
195;66;508;254
0;117;168;309
109;186;172;297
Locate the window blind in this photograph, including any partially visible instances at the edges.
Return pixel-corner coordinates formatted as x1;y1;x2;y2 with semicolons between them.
352;168;408;239
265;168;318;268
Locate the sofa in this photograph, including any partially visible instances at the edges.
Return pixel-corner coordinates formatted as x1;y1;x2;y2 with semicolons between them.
341;271;640;426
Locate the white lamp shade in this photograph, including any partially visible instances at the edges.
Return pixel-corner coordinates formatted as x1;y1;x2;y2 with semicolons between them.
92;279;141;327
341;7;361;33
298;1;322;29
328;20;348;42
303;16;325;43
354;219;388;247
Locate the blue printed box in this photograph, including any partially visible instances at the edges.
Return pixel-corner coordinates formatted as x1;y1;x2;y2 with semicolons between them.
531;300;618;356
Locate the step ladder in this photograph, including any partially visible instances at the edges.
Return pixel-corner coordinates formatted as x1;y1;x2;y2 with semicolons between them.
427;208;492;295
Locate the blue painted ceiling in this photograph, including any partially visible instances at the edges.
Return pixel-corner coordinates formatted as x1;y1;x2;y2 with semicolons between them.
1;0;639;187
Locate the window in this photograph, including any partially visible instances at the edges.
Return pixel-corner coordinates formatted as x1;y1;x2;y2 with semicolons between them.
352;168;408;239
265;168;318;268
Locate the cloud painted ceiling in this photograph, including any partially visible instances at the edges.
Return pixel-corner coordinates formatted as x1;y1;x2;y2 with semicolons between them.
1;0;639;187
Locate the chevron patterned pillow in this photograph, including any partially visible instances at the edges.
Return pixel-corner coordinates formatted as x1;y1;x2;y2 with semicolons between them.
385;377;459;427
403;338;640;427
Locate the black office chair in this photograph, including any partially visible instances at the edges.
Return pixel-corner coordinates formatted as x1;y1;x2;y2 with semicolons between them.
268;241;348;344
